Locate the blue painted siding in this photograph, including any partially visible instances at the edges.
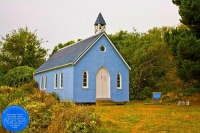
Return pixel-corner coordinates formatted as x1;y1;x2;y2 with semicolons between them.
34;66;74;101
34;34;129;103
73;35;129;102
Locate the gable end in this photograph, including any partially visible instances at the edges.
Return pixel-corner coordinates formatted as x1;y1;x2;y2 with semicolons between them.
74;32;131;70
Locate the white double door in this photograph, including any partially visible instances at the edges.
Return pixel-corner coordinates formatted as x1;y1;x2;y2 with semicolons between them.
96;67;110;98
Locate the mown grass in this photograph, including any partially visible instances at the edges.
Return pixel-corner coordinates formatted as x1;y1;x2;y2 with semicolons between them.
94;101;200;133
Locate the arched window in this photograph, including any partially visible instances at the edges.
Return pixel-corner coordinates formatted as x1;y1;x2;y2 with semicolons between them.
117;73;122;89
60;72;63;89
82;70;88;88
54;73;58;89
40;76;43;90
44;75;47;90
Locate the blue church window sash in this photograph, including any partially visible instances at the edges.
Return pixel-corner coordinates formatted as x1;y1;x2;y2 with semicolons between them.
40;76;43;90
60;73;63;89
44;75;47;90
54;73;58;89
83;71;88;88
117;73;122;89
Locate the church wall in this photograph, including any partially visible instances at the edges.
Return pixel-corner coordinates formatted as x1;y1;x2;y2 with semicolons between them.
73;35;129;103
34;65;74;101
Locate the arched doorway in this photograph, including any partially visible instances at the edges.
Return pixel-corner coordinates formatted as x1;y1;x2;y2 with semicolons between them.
96;67;110;98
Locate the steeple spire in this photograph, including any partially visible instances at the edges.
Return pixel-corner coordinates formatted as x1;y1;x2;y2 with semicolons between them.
94;13;106;34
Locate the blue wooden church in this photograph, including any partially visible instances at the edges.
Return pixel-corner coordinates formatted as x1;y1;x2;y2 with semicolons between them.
34;13;130;103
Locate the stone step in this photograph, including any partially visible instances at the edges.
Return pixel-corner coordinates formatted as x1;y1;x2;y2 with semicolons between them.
96;102;116;106
96;98;116;106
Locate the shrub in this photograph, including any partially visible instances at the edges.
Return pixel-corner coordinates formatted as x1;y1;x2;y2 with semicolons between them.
183;87;200;96
21;80;38;94
65;107;100;133
134;92;147;100
0;86;13;94
48;105;101;133
0;84;101;133
0;71;5;86
141;87;152;97
132;88;149;100
62;100;75;108
162;95;170;100
5;66;35;87
0;87;27;112
50;92;60;101
170;97;181;102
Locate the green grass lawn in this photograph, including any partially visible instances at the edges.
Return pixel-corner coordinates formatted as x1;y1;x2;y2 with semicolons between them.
94;101;200;133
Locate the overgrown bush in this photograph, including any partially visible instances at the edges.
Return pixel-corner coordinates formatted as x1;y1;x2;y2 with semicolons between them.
0;71;5;86
5;66;35;87
21;80;38;94
183;87;200;96
170;97;181;102
0;86;27;112
162;95;170;100
50;92;60;102
0;86;13;94
131;87;152;100
141;87;152;97
0;83;101;133
133;92;147;100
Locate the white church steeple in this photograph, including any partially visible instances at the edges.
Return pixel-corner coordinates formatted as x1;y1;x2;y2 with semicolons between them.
94;13;106;34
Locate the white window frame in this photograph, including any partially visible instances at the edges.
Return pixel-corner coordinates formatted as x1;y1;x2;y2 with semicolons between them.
60;72;63;89
54;73;58;89
117;73;122;89
40;76;43;90
44;75;47;90
82;70;88;89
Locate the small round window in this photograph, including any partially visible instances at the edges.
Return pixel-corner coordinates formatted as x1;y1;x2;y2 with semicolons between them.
100;46;106;52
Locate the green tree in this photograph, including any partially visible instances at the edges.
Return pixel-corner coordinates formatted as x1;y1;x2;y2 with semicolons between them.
172;0;200;38
0;27;48;74
164;26;200;84
5;66;35;87
131;28;174;99
0;71;5;86
109;27;174;100
164;0;200;85
49;40;75;57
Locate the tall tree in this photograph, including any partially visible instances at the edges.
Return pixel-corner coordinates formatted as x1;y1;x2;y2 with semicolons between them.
109;27;174;99
164;0;200;85
0;27;48;73
164;26;200;84
172;0;200;38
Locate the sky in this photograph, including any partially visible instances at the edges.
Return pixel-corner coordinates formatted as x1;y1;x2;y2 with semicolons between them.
0;0;181;54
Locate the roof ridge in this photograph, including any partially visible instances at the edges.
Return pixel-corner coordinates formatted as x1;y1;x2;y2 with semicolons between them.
58;33;102;52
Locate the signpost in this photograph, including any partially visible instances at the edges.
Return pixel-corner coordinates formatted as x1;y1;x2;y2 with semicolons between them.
153;92;162;104
1;105;29;132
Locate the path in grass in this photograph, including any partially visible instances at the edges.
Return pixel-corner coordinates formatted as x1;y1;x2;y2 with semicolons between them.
95;101;200;133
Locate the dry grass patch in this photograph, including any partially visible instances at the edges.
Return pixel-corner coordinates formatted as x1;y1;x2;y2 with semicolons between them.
95;101;200;133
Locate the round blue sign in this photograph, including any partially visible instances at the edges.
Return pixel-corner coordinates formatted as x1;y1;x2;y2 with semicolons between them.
1;105;29;132
153;92;161;100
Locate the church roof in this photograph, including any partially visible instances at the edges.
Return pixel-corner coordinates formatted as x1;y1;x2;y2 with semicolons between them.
35;32;130;74
35;32;104;73
94;13;106;26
